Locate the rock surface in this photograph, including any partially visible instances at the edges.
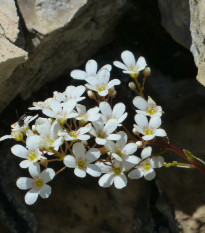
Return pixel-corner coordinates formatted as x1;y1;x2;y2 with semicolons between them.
0;0;130;113
189;0;205;87
157;0;191;49
0;0;28;85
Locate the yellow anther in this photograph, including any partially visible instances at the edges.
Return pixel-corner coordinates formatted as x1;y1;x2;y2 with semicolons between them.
35;177;44;189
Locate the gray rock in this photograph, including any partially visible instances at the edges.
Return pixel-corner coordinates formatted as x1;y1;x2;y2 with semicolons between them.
158;0;191;49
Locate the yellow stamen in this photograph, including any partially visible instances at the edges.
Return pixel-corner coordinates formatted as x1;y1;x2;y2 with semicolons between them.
35;177;44;189
97;84;107;92
69;131;79;139
147;107;157;115
144;128;154;135
115;148;124;158
28;152;38;161
143;162;151;171
77;160;87;169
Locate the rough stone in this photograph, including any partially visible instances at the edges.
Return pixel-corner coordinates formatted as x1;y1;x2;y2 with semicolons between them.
157;0;191;49
189;0;205;86
0;0;28;86
0;0;131;114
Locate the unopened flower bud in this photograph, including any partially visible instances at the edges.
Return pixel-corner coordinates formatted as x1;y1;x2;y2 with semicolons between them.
136;141;142;147
110;90;117;98
87;90;95;99
109;87;115;94
132;128;138;135
143;67;151;76
128;82;136;90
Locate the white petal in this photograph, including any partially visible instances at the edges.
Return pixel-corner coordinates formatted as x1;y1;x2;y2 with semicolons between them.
26;136;40;151
149;116;161;129
144;170;156;180
98;68;110;83
107;79;121;89
0;135;13;141
116;131;127;148
86;59;97;74
86;164;101;177
39;184;51;198
74;167;86;178
136;56;147;71
122;143;137;155
96;137;106;145
20;160;32;168
50;100;62;114
25;189;39;205
64;155;77;168
63;100;76;114
98;173;114;188
95;161;111;173
141;147;152;159
40;168;55;183
142;135;155;141
16;177;33;190
29;164;41;178
11;145;28;159
133;96;148;111
134;114;148;129
113;61;128;70
101;64;112;71
126;155;141;164
70;70;86;80
86;148;100;163
73;142;86;159
133;125;145;135
155;129;167;137
107;134;121;141
42;108;56;118
150;156;164;168
121;50;136;68
100;102;112;118
112;103;126;119
104;119;118;135
128;169;143;179
114;174;127;189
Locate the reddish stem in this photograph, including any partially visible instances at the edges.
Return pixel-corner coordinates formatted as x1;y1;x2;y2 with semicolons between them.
150;141;205;176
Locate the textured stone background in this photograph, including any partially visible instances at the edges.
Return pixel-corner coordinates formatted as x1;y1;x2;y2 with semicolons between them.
0;0;205;233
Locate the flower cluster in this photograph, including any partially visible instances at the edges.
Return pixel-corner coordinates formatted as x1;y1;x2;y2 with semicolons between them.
0;50;171;205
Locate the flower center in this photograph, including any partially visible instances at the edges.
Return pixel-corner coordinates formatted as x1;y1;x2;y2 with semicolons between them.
113;167;122;175
143;162;151;171
77;159;87;169
97;84;107;92
34;177;44;189
98;131;105;139
147;107;157;115
28;152;38;161
115;148;124;158
144;128;154;135
130;66;139;79
12;131;23;141
69;131;79;139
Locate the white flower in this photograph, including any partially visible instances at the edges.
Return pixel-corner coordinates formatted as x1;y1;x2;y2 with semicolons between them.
0;115;38;141
90;119;121;145
98;160;129;189
42;100;78;124
61;123;91;141
105;131;139;163
71;59;112;80
133;96;162;117
34;118;63;150
85;68;120;96
16;164;55;205
113;50;147;78
28;98;53;111
63;142;101;178
53;85;85;103
99;102;127;126
128;147;164;180
134;114;166;140
11;136;46;168
76;104;101;123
